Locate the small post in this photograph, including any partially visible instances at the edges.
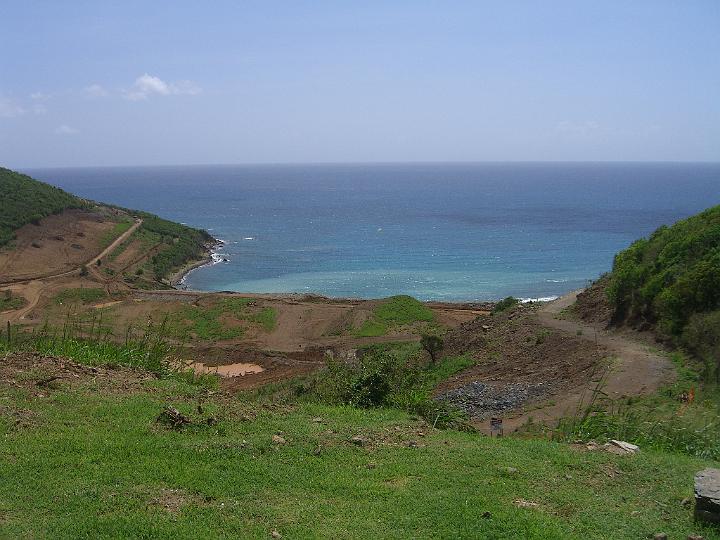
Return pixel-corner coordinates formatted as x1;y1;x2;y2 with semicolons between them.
6;321;11;348
490;417;503;437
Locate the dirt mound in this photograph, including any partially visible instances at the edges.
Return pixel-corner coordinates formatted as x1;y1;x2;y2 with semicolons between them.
0;351;154;395
573;276;614;325
436;306;606;419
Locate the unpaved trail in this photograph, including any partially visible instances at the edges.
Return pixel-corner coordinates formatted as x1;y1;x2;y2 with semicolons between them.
1;281;44;322
86;220;142;283
0;220;142;287
502;290;675;432
1;220;143;323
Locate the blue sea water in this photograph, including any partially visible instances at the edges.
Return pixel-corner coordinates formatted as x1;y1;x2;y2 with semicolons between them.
24;163;720;301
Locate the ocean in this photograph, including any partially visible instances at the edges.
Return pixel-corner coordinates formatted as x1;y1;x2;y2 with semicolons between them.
24;162;720;302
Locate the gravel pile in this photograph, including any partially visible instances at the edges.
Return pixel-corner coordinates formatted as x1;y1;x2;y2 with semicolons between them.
437;381;550;419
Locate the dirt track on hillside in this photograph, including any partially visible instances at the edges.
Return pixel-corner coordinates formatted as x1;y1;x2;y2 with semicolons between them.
501;290;675;431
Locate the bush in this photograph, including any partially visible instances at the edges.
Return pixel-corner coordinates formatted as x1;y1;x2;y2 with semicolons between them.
290;344;474;429
607;205;720;341
492;296;519;314
682;310;720;383
420;333;444;363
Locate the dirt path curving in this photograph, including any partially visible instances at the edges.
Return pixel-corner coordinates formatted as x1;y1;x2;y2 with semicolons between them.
0;220;142;287
502;290;676;432
1;220;143;323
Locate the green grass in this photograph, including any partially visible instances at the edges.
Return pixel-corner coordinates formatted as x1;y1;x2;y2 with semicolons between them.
353;296;435;337
0;378;717;539
0;294;26;312
99;220;132;249
54;288;107;305
553;352;720;460
166;298;277;341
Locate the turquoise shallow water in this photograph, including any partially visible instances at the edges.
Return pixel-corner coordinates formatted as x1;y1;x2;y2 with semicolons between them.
26;162;720;301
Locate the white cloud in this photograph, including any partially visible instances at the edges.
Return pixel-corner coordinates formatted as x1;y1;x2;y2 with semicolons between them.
0;96;25;118
55;124;79;135
123;73;201;101
555;120;600;135
84;84;109;98
30;91;50;101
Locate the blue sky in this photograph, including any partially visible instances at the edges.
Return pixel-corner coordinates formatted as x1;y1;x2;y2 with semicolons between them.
1;1;719;167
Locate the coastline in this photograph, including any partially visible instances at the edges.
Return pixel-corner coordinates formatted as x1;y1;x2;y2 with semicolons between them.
168;239;224;287
167;237;566;302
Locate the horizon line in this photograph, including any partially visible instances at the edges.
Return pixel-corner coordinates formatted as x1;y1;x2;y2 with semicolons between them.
14;159;720;171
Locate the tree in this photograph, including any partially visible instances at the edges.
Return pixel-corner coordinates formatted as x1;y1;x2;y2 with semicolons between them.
420;334;444;364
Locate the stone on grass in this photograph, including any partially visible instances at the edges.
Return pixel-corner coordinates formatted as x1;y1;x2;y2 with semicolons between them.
608;440;640;455
694;468;720;525
271;434;286;445
350;435;366;446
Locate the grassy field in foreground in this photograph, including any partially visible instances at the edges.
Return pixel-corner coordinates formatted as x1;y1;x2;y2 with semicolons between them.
1;375;718;539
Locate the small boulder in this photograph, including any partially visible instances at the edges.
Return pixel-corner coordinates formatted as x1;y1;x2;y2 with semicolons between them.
694;468;720;525
652;534;667;540
350;435;366;446
608;440;640;455
271;530;282;539
271;434;286;445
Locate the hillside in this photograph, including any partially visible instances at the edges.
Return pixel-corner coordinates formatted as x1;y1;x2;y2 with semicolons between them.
0;167;213;285
0;167;87;247
0;175;718;537
578;205;720;381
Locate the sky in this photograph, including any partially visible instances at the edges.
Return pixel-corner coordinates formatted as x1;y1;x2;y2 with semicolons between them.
1;1;719;168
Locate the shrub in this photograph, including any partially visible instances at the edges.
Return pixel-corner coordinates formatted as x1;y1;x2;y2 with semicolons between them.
420;333;444;363
682;310;720;383
492;296;519;314
289;344;474;429
606;205;720;341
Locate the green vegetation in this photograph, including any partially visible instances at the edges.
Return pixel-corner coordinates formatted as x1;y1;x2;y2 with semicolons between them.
98;220;132;249
0;291;26;312
353;295;435;337
54;288;107;305
607;205;720;380
166;298;276;341
0;167;214;282
261;343;472;429
0;167;86;247
136;213;212;281
0;366;718;538
493;296;520;314
420;333;444;363
554;352;720;461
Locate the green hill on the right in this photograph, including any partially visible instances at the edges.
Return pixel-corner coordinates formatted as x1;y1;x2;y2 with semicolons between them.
607;204;720;380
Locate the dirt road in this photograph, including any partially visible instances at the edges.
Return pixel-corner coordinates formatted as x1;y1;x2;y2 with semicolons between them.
502;290;675;431
1;220;143;323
